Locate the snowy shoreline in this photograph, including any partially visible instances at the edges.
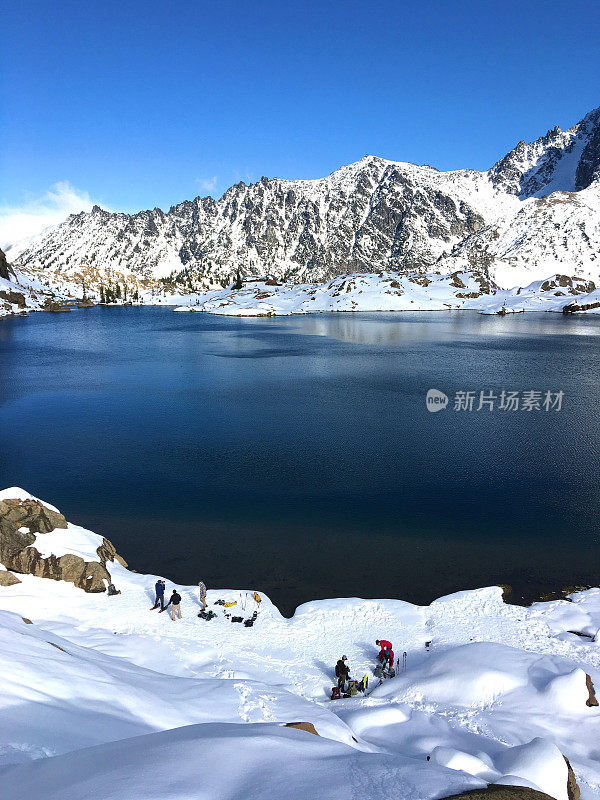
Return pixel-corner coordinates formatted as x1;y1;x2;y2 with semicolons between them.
173;271;600;318
1;487;600;799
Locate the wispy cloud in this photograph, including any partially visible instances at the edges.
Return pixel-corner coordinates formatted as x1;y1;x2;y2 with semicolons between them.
0;181;97;251
195;176;218;193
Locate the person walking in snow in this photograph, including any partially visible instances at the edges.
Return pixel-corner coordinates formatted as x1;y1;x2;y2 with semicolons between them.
152;579;165;610
335;656;350;693
198;580;207;611
164;589;182;620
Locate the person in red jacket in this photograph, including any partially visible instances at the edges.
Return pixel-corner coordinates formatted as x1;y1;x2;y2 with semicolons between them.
376;639;394;668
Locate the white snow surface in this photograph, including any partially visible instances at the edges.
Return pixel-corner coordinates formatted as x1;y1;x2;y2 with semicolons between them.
1;488;599;799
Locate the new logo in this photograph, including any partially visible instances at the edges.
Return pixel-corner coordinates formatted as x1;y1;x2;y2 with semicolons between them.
426;388;448;412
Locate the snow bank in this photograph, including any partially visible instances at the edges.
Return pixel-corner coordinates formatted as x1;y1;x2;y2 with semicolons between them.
3;722;485;800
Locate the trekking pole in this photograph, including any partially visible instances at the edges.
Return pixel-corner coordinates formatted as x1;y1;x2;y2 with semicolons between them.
402;652;407;672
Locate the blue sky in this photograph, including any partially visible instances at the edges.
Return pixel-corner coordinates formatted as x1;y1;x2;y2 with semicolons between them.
1;0;599;231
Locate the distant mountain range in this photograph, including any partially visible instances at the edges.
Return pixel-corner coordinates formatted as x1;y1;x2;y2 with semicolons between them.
6;106;600;294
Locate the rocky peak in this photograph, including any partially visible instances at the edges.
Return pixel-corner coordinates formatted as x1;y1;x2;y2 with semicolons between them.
575;107;600;190
0;248;14;281
489;106;600;197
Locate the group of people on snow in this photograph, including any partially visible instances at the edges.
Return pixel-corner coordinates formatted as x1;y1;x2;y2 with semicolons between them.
145;577;397;697
333;639;396;698
151;579;206;620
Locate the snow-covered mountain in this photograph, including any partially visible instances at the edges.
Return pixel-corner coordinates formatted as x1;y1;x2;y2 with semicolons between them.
6;107;600;295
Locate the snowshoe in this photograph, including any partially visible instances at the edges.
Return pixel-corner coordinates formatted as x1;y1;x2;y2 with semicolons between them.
230;616;243;623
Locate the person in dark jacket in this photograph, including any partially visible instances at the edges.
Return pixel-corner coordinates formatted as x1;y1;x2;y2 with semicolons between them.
164;589;182;620
335;656;350;692
152;580;165;610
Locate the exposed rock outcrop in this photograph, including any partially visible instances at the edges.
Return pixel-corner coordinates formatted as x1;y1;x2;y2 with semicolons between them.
442;789;556;800
42;298;70;313
586;674;598;707
0;497;126;592
0;248;13;281
0;569;21;586
0;497;68;534
0;289;26;308
565;757;581;800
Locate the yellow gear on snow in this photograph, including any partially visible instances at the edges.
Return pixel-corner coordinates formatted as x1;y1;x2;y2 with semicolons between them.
224;601;237;608
253;592;262;604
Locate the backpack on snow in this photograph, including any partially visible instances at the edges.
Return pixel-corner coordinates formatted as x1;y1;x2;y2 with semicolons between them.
330;686;341;700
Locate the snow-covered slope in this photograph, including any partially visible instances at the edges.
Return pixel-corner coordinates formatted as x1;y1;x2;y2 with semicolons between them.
1;489;600;799
7;107;600;297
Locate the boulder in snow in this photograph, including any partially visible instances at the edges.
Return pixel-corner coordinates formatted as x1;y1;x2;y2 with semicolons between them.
0;570;21;587
442;788;556;800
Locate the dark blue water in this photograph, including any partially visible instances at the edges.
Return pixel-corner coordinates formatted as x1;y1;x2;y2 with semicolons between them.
1;307;599;614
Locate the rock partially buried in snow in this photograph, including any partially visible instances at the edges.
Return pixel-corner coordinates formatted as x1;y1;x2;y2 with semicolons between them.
0;570;21;587
442;788;556;800
586;673;599;707
284;722;319;736
0;489;126;593
564;757;581;800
